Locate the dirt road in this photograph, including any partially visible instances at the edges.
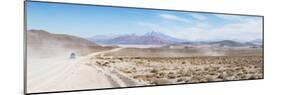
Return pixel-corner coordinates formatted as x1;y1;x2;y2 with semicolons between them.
27;48;137;93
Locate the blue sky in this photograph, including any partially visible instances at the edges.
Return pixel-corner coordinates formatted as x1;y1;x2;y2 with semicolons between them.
27;2;263;42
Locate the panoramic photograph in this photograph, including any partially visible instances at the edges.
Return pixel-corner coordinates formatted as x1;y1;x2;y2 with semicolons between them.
26;2;263;93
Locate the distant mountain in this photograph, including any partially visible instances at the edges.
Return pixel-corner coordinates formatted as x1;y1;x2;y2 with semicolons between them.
250;39;262;45
208;40;246;47
89;31;186;45
88;35;117;43
169;40;262;48
144;31;185;42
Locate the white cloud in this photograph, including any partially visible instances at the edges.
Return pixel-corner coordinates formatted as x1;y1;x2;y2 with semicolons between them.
136;15;262;42
213;14;261;22
158;14;191;24
216;18;262;34
214;14;244;21
189;14;208;21
171;17;263;41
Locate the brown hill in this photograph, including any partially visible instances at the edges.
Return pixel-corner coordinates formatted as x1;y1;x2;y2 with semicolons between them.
27;29;99;47
27;29;111;57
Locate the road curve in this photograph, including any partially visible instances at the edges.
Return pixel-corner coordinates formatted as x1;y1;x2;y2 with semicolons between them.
27;48;134;93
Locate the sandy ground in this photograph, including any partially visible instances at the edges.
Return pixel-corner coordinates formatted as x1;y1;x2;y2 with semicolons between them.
27;48;137;93
27;46;263;93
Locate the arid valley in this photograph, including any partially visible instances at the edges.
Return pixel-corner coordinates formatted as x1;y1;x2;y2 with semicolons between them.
26;29;263;93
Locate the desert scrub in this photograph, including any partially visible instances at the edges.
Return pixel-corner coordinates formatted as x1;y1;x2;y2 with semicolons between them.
165;72;176;79
156;72;165;78
217;72;228;80
150;69;158;73
150;78;170;85
96;55;262;84
176;77;186;82
190;76;202;83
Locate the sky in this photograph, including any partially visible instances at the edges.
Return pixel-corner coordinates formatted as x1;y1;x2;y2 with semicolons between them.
26;1;263;42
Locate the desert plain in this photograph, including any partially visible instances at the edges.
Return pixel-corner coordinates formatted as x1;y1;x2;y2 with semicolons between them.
26;30;263;93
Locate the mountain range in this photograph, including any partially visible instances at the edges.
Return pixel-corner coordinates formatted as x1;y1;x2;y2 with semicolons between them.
88;31;185;45
88;31;262;47
170;39;263;48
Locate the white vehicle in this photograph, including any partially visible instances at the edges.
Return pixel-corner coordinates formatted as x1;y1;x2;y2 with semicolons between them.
70;52;76;59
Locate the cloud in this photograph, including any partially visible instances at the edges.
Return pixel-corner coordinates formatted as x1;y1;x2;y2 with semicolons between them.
213;14;261;22
170;17;262;41
214;14;244;21
189;14;208;21
136;14;262;42
215;18;262;33
158;14;191;24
